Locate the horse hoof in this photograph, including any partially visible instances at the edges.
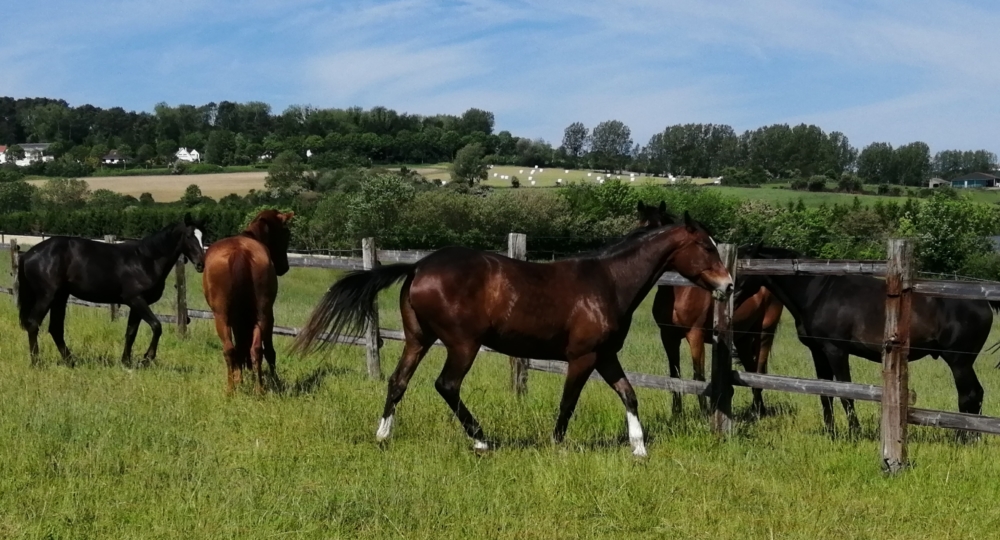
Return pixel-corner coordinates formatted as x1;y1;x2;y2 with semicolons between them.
473;439;490;452
632;445;648;458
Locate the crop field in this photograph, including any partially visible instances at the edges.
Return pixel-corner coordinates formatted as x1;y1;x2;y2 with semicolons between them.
1;264;1000;538
27;172;268;201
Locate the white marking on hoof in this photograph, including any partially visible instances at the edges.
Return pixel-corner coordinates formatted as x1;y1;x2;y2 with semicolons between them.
473;439;490;451
626;411;646;456
376;415;394;441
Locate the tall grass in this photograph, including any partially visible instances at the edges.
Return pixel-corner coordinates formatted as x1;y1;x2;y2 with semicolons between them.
1;267;1000;538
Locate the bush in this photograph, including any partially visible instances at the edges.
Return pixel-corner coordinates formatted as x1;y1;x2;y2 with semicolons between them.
837;174;863;193
0;167;24;183
807;176;826;192
790;178;808;191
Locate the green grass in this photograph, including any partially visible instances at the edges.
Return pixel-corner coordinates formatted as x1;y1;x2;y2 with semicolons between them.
2;267;1000;537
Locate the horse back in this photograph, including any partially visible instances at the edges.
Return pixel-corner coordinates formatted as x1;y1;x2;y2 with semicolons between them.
407;247;617;359
21;236;137;301
203;236;276;323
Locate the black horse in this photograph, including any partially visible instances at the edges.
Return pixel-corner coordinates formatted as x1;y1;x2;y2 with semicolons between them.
738;245;996;431
16;215;207;366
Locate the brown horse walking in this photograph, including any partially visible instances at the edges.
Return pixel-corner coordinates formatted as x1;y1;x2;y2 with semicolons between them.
203;210;295;394
636;202;783;415
293;212;733;456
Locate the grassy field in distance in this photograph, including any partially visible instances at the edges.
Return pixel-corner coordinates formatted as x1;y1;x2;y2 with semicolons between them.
1;264;1000;537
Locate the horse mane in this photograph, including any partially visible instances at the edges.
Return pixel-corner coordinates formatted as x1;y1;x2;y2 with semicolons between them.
241;210;281;245
129;221;182;258
566;224;683;261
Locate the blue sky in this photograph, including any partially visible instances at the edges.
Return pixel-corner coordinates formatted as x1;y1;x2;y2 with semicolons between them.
2;0;999;154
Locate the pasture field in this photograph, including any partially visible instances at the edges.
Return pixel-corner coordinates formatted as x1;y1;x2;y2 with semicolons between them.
2;265;1000;538
26;171;268;201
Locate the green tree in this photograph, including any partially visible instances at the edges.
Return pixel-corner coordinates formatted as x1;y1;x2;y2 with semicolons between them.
5;144;25;163
450;143;487;186
205;129;236;165
0;181;36;213
181;184;204;207
33;178;90;211
347;173;416;241
894;142;931;186
857;142;896;184
590;120;633;172
139;192;155;206
157;139;178;163
136;144;156;166
561;122;589;163
265;150;306;196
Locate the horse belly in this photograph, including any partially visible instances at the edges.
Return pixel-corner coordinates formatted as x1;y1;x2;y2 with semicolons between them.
481;332;568;361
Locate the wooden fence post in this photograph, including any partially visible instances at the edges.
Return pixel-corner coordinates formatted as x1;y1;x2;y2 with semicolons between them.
710;243;737;434
105;235;119;320
508;232;529;396
10;239;18;302
881;238;913;473
175;258;188;338
362;238;382;380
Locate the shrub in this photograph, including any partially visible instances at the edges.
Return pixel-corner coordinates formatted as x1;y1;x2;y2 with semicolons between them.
790;178;808;190
807;176;826;192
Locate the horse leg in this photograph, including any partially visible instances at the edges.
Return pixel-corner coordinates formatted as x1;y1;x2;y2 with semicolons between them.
661;327;684;415
734;334;764;416
261;307;279;389
806;344;837;434
24;288;55;366
250;323;265;396
212;314;239;395
47;293;72;365
434;344;487;450
943;351;983;442
120;308;144;367
126;299;162;363
688;328;709;413
553;352;598;444
825;346;860;433
596;353;647;457
755;325;778;415
377;335;435;442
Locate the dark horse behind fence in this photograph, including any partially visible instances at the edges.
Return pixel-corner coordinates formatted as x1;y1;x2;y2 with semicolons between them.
293;212;733;457
16;214;206;366
636;201;784;415
202;209;294;395
738;245;998;432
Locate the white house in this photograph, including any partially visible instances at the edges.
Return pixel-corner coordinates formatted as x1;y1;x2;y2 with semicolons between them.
1;143;53;166
175;147;201;163
102;151;127;165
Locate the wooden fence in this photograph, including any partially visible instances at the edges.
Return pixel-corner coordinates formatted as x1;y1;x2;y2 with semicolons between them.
5;232;1000;473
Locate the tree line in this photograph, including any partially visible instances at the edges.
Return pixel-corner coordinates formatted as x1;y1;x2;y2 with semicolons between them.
1;96;996;185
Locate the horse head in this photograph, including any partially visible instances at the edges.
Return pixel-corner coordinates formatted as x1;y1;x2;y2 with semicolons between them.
246;209;295;276
635;200;674;229
181;213;206;273
668;211;733;300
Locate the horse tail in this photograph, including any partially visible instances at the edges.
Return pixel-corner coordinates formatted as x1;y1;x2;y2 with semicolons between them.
15;253;33;330
227;249;256;326
292;263;416;354
989;301;1000;315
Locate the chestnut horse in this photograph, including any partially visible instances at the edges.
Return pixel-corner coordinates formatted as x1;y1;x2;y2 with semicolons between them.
293;212;733;456
203;210;294;394
636;201;783;415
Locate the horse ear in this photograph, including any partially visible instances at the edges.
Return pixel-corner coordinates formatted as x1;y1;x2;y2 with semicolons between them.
184;213;193;227
658;200;667;214
684;210;696;232
280;211;295;223
636;201;646;213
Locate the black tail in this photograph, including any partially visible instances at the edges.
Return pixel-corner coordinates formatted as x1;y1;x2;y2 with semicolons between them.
292;263;416;354
15;254;33;330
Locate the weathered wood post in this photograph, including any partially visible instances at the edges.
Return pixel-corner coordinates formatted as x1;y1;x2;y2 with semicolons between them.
104;235;119;320
881;238;913;473
362;238;382;379
507;232;529;396
9;239;19;302
175;258;188;338
710;243;737;434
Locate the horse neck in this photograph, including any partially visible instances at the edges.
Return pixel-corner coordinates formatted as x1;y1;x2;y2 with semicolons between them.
139;229;185;277
601;227;686;312
243;222;272;253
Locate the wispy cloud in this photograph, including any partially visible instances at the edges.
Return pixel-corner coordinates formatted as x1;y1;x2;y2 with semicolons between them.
2;0;999;153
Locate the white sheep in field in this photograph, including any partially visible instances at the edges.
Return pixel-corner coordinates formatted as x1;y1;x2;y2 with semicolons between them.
520;169;524;173
556;179;563;185
564;169;569;173
493;173;498;177
587;173;592;177
530;180;536;186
